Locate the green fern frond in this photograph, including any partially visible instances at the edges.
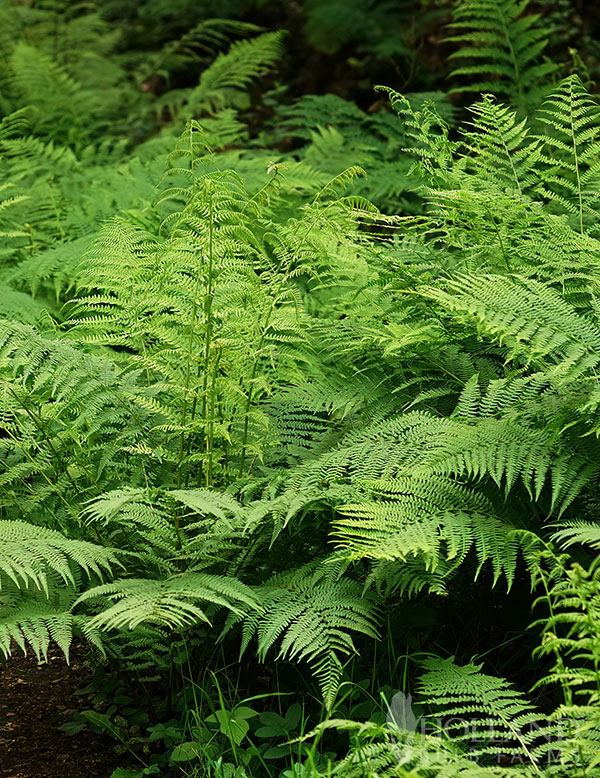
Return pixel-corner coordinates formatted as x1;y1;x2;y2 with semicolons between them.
428;273;600;378
551;521;600;550
78;572;260;631
184;31;284;115
447;0;558;110
224;561;379;708
536;75;600;234
0;521;120;594
418;657;551;771
336;477;521;588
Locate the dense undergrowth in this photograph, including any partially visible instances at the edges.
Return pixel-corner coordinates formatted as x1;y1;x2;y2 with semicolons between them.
3;0;600;776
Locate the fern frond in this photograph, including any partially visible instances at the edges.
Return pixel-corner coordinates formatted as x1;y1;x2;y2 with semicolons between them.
185;31;284;115
0;521;120;594
448;0;558;110
536;75;600;234
78;572;260;631
336;477;521;588
224;561;379;708
418;657;552;770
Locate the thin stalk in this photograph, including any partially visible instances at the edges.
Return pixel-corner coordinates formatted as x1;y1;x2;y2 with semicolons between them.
175;220;206;488
200;192;216;486
568;81;585;235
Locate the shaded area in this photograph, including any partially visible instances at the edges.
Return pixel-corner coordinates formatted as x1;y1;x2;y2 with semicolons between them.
0;646;122;778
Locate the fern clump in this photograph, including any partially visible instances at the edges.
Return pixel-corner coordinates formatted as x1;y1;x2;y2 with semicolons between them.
3;4;600;776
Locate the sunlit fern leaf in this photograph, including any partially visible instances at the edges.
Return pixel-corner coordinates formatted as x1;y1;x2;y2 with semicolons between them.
551;521;600;551
427;274;600;378
459;95;542;195
0;577;102;662
335;476;521;588
0;521;120;594
78;572;260;631
0;600;75;661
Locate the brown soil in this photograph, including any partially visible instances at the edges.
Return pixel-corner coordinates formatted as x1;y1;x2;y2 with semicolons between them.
0;646;124;778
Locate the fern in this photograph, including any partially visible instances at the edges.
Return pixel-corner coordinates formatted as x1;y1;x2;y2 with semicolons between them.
77;572;259;631
417;657;553;770
5;10;600;765
536;75;600;234
0;522;117;660
448;0;558;110
335;476;523;589
0;521;120;594
159;31;284;118
223;561;379;709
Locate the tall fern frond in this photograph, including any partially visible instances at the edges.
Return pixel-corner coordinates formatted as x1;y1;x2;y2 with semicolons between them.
536;75;600;234
447;0;558;110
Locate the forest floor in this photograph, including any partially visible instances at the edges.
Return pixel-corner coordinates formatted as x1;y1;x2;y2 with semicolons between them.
0;645;122;778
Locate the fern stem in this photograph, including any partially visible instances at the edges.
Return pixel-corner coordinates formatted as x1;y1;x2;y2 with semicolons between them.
176;210;208;489
497;3;524;109
201;192;216;487
568;80;585;235
490;212;511;272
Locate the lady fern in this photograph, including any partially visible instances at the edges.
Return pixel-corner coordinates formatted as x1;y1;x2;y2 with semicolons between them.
448;0;558;110
4;13;600;775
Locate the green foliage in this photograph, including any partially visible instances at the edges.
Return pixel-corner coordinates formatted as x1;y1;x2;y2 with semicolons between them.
3;3;600;777
224;561;380;708
448;0;559;110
